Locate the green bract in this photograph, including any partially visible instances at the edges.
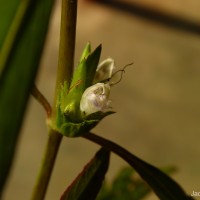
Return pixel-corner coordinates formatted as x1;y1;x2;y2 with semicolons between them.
50;43;114;137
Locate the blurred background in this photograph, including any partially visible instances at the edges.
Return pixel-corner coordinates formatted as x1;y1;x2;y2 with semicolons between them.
4;0;200;199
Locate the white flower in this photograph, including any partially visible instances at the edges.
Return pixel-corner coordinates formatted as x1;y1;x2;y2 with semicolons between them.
80;83;111;116
94;58;115;83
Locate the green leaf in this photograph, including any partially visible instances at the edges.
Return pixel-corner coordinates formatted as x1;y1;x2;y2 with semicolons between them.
83;133;194;200
97;166;176;200
0;0;55;195
0;0;20;52
125;156;193;200
110;167;151;200
97;167;151;200
60;148;110;200
0;1;30;72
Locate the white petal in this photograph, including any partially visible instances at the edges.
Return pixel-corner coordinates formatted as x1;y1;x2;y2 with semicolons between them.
80;83;111;116
94;58;115;83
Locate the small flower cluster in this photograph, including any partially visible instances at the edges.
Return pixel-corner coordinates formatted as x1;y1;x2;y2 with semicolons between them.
54;44;117;137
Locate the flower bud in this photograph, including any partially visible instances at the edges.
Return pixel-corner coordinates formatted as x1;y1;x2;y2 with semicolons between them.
51;44;115;137
94;58;115;83
80;83;111;116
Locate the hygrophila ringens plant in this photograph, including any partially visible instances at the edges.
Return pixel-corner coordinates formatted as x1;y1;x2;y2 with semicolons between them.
0;0;195;200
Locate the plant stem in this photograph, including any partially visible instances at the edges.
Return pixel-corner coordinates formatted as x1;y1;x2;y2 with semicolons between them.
31;130;62;200
31;0;77;199
32;84;52;118
53;0;77;115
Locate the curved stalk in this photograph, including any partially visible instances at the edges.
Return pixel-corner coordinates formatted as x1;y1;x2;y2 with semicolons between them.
32;84;52;118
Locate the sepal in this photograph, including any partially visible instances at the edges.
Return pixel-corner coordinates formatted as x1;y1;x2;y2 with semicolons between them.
56;110;114;137
59;43;101;121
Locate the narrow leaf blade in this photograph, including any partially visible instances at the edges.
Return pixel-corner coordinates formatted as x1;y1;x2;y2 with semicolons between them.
84;133;194;200
60;148;110;200
97;166;177;200
0;0;55;195
126;155;192;200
